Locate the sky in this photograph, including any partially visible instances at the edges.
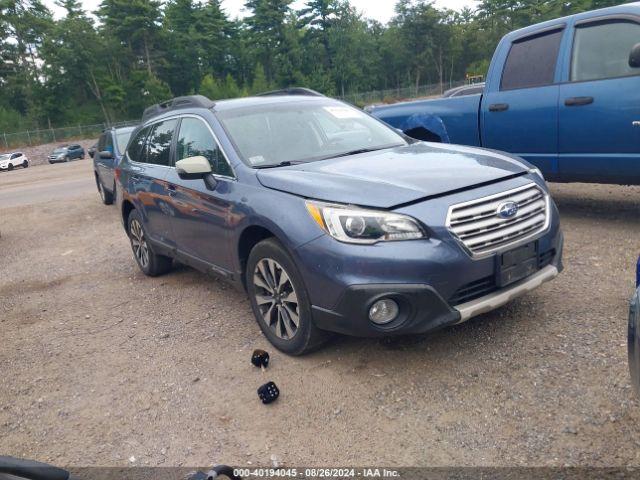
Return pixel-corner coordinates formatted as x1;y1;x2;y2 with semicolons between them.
44;0;478;23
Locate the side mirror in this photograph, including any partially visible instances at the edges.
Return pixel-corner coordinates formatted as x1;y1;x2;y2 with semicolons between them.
176;156;217;190
630;43;640;68
99;150;113;159
176;156;212;178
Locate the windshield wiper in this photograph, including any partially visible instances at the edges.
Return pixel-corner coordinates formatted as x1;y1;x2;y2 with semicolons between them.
321;146;397;161
254;160;307;169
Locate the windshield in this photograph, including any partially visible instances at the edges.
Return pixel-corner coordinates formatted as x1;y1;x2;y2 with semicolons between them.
53;148;66;154
116;130;134;154
0;154;10;161
216;100;406;167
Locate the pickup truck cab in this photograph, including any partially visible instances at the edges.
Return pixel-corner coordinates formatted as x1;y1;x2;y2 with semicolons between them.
370;3;640;185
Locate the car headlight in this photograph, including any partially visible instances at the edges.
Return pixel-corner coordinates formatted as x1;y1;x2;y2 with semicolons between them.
529;167;545;181
306;201;426;244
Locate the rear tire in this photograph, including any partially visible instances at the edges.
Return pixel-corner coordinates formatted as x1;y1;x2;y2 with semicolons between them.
65;156;69;162
127;209;172;277
97;177;114;205
246;238;330;355
22;160;28;168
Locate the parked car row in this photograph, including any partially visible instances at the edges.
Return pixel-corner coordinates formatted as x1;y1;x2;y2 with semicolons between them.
0;144;89;173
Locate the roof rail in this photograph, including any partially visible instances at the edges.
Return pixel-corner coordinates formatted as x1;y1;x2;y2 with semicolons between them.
256;87;324;98
142;95;215;122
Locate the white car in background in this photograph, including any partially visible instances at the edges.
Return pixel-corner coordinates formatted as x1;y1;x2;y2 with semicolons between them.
0;152;29;171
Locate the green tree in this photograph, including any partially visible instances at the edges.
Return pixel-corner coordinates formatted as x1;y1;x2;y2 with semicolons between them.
251;63;271;93
98;0;163;75
244;0;292;82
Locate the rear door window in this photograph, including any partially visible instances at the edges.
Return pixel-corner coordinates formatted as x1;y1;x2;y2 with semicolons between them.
501;28;564;90
571;20;640;82
146;119;177;166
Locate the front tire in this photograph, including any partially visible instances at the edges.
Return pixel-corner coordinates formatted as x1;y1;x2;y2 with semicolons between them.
7;163;13;171
127;209;172;277
247;238;330;355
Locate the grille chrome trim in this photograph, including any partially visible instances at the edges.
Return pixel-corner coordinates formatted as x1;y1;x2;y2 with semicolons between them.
446;183;550;257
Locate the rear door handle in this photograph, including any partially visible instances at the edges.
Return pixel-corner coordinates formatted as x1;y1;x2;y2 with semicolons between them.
633;121;640;127
489;103;509;112
564;96;594;107
167;184;177;197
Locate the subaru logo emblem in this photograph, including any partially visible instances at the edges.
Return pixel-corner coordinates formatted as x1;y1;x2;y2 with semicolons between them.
497;201;518;219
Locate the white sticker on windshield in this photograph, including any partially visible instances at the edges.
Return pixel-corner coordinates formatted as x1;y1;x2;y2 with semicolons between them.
324;106;362;119
249;155;268;166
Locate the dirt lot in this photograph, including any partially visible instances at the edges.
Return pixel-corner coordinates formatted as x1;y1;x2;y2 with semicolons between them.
1;160;640;468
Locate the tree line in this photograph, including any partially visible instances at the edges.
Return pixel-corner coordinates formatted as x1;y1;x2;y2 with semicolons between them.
0;0;629;133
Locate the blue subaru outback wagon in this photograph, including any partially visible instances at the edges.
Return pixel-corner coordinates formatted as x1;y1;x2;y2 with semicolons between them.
116;89;563;355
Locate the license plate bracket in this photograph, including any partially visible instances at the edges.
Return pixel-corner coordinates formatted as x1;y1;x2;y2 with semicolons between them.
497;242;538;288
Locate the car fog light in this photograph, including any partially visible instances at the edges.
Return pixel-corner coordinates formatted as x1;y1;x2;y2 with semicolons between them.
369;299;399;324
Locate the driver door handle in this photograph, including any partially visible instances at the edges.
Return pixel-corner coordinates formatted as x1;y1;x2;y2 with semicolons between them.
489;103;509;112
633;121;640;127
564;96;594;107
167;184;177;197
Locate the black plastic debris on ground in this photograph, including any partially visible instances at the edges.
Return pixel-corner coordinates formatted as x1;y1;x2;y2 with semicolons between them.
257;381;279;404
251;349;269;368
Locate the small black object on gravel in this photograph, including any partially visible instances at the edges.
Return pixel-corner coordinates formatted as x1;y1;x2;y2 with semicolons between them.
251;349;269;368
257;381;279;404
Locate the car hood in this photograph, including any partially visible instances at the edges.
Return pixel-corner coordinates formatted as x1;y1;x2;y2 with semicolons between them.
256;142;529;208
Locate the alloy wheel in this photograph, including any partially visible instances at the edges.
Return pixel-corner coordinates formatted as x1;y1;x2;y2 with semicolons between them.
253;258;300;340
130;219;149;269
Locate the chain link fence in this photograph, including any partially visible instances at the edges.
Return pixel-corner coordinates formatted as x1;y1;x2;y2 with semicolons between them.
340;80;468;107
1;120;139;150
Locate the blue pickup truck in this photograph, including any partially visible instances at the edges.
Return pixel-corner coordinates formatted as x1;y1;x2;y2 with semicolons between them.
370;3;640;185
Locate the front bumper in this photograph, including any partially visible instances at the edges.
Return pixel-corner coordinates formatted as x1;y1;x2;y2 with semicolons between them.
296;177;563;337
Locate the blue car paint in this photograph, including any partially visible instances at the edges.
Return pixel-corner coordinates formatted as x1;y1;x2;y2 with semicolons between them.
117;96;563;338
256;142;531;208
370;3;640;185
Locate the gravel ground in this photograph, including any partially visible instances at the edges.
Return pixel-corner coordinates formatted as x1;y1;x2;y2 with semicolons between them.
2;138;97;167
1;161;640;468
